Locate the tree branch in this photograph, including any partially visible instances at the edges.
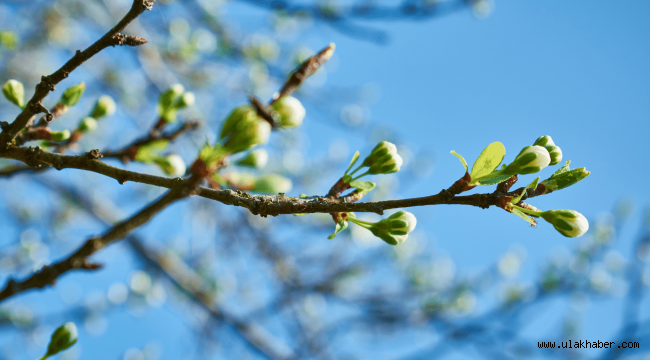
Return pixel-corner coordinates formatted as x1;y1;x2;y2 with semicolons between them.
0;0;153;146
0;145;550;217
0;184;187;302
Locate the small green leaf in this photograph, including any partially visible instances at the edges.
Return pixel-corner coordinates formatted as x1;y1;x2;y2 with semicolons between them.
512;176;539;204
470;142;505;181
349;180;375;191
478;173;512;186
328;220;348;239
512;208;536;226
551;160;571;178
450;151;468;172
344;151;360;175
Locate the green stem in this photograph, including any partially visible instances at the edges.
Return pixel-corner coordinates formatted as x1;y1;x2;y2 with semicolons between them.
348;217;374;229
512;204;543;218
351;170;370;181
348;164;364;177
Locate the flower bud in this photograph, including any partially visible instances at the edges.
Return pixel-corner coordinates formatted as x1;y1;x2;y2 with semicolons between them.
271;96;306;128
541;210;589;238
545;145;562;166
253;174;292;194
77;117;98;133
51;130;70;142
361;141;403;175
226;172;257;189
219;105;271;154
236;149;268;168
154;154;186;177
44;322;77;358
175;92;195;109
159;84;184;109
504;145;551;175
539;168;590;194
59;82;85;106
370;211;417;245
2;79;25;108
533;135;555;147
89;95;116;119
0;30;18;48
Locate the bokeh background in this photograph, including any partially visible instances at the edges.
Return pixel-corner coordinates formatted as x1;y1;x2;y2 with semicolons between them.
1;0;649;359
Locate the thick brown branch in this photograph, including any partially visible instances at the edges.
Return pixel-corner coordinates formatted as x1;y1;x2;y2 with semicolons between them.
0;0;154;146
0;146;550;217
0;186;184;302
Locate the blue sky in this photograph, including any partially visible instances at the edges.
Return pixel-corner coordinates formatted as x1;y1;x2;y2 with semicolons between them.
3;1;650;359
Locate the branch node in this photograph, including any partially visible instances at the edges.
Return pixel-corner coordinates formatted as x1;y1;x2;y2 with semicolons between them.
86;149;103;160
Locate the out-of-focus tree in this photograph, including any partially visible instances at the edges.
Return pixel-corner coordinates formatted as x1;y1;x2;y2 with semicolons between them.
0;1;646;360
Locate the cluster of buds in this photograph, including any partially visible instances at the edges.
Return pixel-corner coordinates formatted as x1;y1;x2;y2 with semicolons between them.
270;96;306;128
219;105;271;154
157;84;195;123
346;141;403;181
39;322;77;360
348;211;417;245
533;135;562;166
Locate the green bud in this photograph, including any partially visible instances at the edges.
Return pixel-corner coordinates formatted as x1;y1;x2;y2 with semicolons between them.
227;172;257;189
545;145;562;166
2;79;25;108
236;149;268;168
43;322;77;359
504;145;551;175
219;105;271;154
271;96;306;128
541;209;589;238
533;135;555;147
89;95;116;119
175;92;195;109
540;167;590;194
0;30;18;48
77;117;98;133
153;154;186;177
159;84;184;109
253;174;292;194
51;130;70;142
59;82;85;106
360;141;403;175
369;211;417;245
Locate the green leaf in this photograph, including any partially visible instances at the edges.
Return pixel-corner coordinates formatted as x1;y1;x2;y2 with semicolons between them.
551;160;571;178
470;142;505;181
478;173;512;186
450;151;468;172
512;208;536;226
512;176;539;204
344;151;360;175
349;180;375;191
327;220;348;239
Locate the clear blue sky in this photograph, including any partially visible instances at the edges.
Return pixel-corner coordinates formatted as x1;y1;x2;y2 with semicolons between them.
3;1;650;359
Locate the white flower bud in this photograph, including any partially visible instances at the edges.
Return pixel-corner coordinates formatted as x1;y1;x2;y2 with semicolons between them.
154;154;186;177
89;95;116;119
236;149;268;168
361;141;403;175
533;135;555;147
77;117;98;133
541;210;589;238
43;322;77;358
220;105;271;154
271;96;306;128
545;145;562;166
504;145;551;175
369;211;417;245
2;79;25;108
253;174;292;194
51;130;70;142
